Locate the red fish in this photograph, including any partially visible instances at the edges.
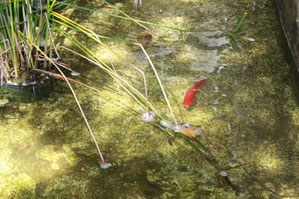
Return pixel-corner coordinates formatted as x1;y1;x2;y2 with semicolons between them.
183;78;206;108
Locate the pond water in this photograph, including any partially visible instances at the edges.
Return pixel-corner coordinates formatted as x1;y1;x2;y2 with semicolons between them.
1;0;298;198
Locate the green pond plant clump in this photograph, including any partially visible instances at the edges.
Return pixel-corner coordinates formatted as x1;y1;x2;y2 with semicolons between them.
0;0;110;167
0;95;9;107
0;0;57;84
0;0;63;102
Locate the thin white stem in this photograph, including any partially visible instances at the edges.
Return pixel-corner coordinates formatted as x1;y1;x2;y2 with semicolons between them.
135;43;178;127
60;46;160;115
24;2;33;66
0;34;9;83
45;13;60;59
110;61;146;109
59;46;174;136
87;29;149;112
38;56;74;72
0;56;3;86
52;15;150;112
61;47;140;101
25;42;105;162
118;60;149;112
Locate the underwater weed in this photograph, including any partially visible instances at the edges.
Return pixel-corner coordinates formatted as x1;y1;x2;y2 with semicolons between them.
226;12;255;42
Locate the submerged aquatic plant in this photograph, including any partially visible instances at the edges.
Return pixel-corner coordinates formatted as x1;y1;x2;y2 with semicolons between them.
226;12;255;42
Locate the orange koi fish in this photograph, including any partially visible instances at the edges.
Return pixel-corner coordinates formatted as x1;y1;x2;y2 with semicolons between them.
183;77;207;108
179;123;202;138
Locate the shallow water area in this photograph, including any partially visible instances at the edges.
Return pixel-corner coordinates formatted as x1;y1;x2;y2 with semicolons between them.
1;0;299;198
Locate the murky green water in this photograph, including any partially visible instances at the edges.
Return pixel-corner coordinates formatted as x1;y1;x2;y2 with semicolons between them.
1;0;298;198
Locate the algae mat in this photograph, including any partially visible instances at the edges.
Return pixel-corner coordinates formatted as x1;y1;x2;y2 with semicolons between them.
0;0;298;198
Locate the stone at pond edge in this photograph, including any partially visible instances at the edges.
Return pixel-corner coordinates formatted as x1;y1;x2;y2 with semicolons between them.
100;162;112;169
71;71;80;77
141;111;160;123
98;158;112;169
275;0;299;76
0;99;9;107
219;171;228;177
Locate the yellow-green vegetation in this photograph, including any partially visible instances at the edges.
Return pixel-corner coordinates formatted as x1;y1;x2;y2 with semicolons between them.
0;0;298;198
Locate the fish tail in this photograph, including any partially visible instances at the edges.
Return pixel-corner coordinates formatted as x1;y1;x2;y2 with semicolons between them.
193;79;206;89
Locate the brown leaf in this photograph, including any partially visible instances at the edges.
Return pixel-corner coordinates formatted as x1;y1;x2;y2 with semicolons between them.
16;145;29;150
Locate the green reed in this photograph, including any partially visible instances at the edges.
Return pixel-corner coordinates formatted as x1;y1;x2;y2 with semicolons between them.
0;0;57;81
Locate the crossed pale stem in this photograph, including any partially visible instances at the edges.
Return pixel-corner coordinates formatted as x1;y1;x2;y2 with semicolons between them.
135;43;178;127
134;0;142;7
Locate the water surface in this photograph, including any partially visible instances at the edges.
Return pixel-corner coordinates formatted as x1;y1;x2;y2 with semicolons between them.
0;0;298;198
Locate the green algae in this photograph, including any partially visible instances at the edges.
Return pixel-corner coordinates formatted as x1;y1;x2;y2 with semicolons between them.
1;0;298;198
